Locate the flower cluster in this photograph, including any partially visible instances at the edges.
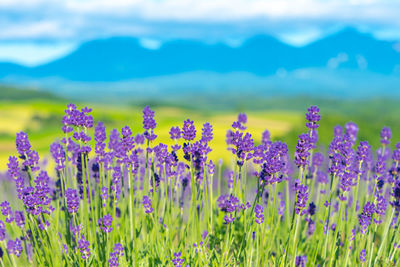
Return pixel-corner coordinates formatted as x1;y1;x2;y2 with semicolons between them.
142;195;153;214
109;243;124;267
254;204;264;224
1;103;399;267
294;180;309;215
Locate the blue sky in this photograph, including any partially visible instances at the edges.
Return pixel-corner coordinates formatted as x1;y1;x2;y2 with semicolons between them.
1;0;400;66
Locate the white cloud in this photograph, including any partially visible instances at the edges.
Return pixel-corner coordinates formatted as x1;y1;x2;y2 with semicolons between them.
139;38;161;49
0;0;399;64
0;0;399;42
0;21;68;39
0;42;77;66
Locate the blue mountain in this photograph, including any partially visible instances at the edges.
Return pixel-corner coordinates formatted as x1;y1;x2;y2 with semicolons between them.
0;27;399;82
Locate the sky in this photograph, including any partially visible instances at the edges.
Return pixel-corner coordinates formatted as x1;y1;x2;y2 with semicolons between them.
1;0;400;66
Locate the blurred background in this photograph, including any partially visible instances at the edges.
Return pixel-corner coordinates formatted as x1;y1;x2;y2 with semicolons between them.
1;0;400;169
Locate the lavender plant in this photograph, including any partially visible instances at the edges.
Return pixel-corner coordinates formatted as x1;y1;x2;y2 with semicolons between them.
0;103;399;266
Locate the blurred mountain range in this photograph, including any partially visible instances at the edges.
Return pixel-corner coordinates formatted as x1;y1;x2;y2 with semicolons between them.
0;27;399;100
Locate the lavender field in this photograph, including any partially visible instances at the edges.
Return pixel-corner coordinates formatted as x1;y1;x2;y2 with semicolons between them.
0;102;399;266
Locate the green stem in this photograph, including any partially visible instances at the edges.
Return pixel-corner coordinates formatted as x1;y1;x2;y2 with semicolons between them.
375;207;395;265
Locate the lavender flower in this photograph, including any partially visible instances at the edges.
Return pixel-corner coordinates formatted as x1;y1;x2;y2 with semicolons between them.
101;187;109;206
143;106;157;141
7;238;23;257
66;188;80;214
99;214;113;233
360;249;366;262
305;105;320;129
295;255;307;267
0;221;5;241
7;156;20;178
70;223;83;237
16;131;31;156
182;119;196;141
334;125;343;137
358;202;375;234
392;143;400;164
294;181;309;215
380;127;392;145
345;122;358;144
218;194;239;213
142;195;153;214
94;122;107;159
14;211;25;228
78;235;91;260
391;180;400;212
109;243;124;267
208;160;215;175
143;106;156;130
50;142;66;171
232;113;247;130
201;122;213;143
172;252;185;267
228;129;254;166
294;133;312;168
375;194;387;217
169;126;181;140
307;202;316;216
308;220;316;236
224;214;235;224
356;141;371;162
261;129;271;146
0;201;14;223
254;204;264;224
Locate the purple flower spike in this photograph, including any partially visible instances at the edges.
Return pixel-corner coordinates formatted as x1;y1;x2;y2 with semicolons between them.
333;125;343;137
224;214;235;224
143;106;156;130
66;188;80;214
94;122;107;159
360;249;366;262
109;243;124;267
16;131;31;156
380;127;392;145
0;201;14;223
169;126;181;140
295;255;307;267
78;235;91;260
294;133;312;168
201;122;213;143
305;105;320;129
7;238;23;257
172;252;185;267
0;221;6;241
99;214;113;233
261;130;272;147
356;141;371;162
50;142;66;171
142;195;153;214
358;202;375;234
238;113;247;124
218;195;239;213
7;156;20;178
182;119;196;141
345;122;358;144
14;211;25;228
294;181;309;215
143;106;157;141
254;204;264;224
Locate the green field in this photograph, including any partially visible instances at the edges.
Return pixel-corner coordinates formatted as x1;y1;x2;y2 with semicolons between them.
1;86;400;171
0;97;302;171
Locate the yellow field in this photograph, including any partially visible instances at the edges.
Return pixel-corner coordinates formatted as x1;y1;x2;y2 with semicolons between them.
0;100;303;170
